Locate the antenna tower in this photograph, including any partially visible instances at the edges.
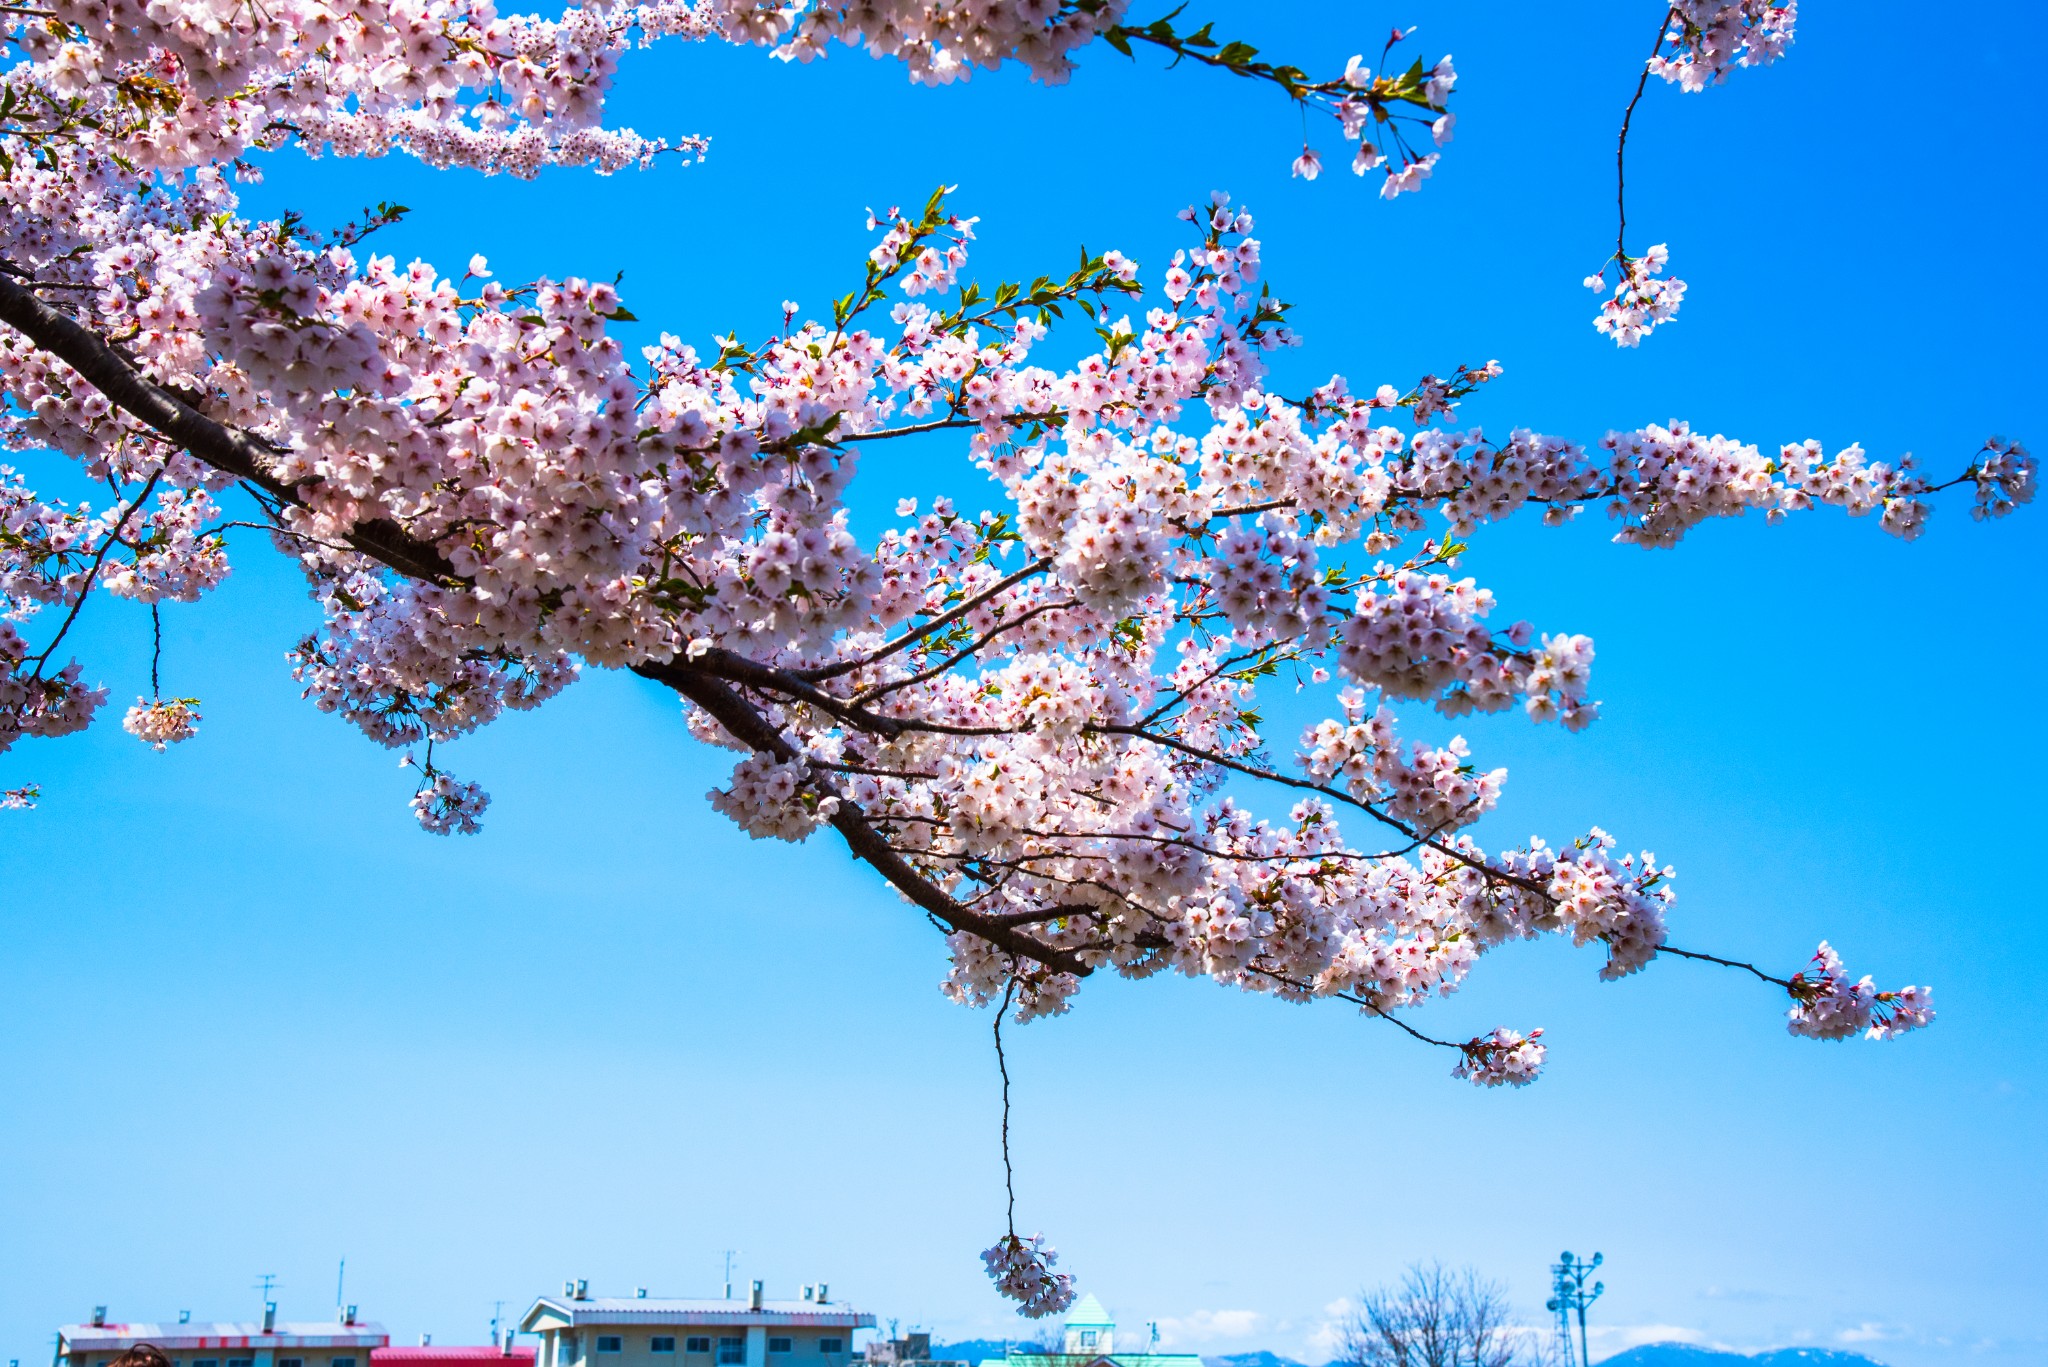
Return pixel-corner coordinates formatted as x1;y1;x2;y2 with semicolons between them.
254;1275;281;1314
1545;1252;1604;1367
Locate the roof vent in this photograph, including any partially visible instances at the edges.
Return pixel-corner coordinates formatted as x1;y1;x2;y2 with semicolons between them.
635;1290;647;1301
264;1304;278;1334
92;1309;106;1329
421;1337;432;1348
345;1306;358;1326
576;1281;589;1302
814;1286;827;1307
748;1282;763;1312
179;1313;192;1326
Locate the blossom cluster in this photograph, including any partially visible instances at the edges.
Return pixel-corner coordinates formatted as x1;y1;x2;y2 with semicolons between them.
122;696;202;749
1587;244;1687;348
1650;0;1797;92
408;764;493;835
1453;1026;1545;1087
1785;942;1935;1041
1293;40;1457;199
24;0;718;178
979;1233;1077;1319
713;0;1131;85
0;622;107;758
709;754;839;839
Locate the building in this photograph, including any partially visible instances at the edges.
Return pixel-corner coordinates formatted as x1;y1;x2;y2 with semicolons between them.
860;1333;972;1367
517;1281;873;1367
976;1297;1199;1367
55;1307;389;1367
373;1348;536;1367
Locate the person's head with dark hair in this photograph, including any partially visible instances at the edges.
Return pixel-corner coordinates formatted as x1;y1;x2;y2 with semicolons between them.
109;1345;172;1367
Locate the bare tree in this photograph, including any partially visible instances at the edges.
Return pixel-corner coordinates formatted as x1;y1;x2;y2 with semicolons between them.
1339;1263;1542;1367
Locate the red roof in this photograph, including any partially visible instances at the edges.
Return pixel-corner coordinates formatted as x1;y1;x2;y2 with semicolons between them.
373;1351;538;1365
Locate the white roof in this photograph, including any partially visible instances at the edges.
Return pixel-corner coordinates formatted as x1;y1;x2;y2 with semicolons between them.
521;1300;872;1331
60;1324;390;1353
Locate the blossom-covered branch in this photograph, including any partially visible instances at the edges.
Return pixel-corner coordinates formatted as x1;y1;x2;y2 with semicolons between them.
0;0;2022;1318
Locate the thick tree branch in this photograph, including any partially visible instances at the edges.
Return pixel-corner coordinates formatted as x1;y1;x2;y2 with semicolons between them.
0;264;460;586
631;657;1086;976
0;266;1081;976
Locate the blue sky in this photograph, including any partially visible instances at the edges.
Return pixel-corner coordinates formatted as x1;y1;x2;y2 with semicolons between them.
2;4;2043;1367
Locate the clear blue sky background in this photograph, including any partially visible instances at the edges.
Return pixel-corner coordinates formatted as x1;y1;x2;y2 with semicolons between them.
3;4;2043;1366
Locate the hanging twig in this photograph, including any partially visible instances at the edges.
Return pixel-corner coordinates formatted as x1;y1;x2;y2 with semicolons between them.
1614;7;1679;263
994;973;1019;1238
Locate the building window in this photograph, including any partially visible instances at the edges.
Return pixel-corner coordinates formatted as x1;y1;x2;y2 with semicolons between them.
684;1342;710;1356
767;1341;791;1356
818;1343;843;1356
334;1356;358;1367
716;1340;744;1365
1079;1334;1097;1349
193;1358;220;1367
229;1357;254;1367
282;1357;305;1366
597;1339;623;1354
652;1340;676;1354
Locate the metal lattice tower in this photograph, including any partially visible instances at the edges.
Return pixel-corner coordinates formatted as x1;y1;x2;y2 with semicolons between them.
1545;1252;1604;1367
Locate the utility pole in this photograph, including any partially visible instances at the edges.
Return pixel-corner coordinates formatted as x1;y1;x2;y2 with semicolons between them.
1545;1252;1604;1367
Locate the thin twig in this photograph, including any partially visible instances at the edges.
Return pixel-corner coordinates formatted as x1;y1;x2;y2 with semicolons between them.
1615;7;1679;263
1657;943;1794;990
29;465;162;675
798;555;1053;683
994;974;1019;1238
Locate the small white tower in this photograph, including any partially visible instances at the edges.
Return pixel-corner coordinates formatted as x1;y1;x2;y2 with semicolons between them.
1062;1297;1114;1358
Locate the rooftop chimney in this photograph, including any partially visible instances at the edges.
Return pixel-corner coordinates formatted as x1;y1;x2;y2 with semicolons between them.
91;1310;106;1329
575;1281;589;1302
264;1304;278;1334
502;1333;514;1358
814;1286;827;1307
635;1290;647;1300
747;1282;763;1312
345;1306;358;1326
179;1313;192;1326
420;1336;432;1348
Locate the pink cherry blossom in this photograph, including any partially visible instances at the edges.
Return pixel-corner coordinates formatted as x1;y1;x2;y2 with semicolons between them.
0;0;2023;1317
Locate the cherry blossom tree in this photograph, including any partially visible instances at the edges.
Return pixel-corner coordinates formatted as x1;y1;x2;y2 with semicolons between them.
0;0;2032;1313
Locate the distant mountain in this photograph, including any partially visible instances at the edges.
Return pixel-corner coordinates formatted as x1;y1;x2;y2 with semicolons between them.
1601;1346;1889;1367
937;1345;1882;1367
927;1343;1012;1364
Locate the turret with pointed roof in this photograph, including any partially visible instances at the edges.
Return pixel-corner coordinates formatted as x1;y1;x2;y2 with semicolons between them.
1061;1298;1113;1356
977;1296;1199;1367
